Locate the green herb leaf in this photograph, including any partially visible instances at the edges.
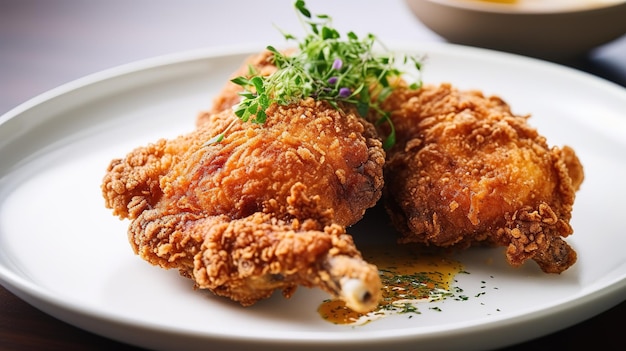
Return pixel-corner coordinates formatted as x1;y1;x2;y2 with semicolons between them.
295;0;311;18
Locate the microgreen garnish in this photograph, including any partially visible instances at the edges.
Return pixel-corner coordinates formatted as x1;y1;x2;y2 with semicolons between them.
224;0;422;149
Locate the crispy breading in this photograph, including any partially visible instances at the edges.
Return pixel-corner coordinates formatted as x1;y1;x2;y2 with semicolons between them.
381;83;583;273
102;98;384;311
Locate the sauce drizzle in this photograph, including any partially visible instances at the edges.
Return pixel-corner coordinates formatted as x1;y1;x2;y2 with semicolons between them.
318;244;465;325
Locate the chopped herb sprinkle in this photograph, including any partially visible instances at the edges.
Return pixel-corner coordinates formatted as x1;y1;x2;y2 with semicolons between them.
318;245;468;325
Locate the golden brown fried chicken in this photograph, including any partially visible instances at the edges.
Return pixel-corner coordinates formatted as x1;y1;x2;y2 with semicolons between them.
102;97;384;312
380;83;584;273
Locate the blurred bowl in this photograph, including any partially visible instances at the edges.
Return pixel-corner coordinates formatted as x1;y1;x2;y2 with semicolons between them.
405;0;626;61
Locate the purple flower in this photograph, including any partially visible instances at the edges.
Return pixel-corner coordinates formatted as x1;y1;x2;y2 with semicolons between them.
328;76;338;85
338;87;351;98
332;58;343;70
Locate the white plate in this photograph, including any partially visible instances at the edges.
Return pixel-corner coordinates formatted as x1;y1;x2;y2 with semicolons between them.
1;43;625;351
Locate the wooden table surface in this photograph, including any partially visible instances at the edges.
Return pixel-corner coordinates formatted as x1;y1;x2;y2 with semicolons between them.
1;1;625;350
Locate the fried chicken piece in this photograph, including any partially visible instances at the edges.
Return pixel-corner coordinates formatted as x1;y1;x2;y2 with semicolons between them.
102;98;385;312
380;83;584;273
